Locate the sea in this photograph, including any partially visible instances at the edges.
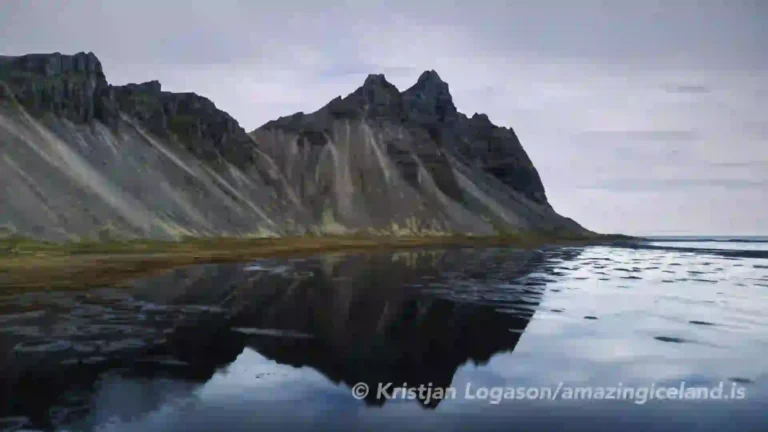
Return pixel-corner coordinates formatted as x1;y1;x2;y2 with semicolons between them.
1;237;767;431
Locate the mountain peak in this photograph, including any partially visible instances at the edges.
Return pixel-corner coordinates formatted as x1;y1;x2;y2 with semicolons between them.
317;73;402;119
416;70;444;85
362;73;392;89
402;70;457;125
470;112;492;124
120;80;162;93
0;51;104;77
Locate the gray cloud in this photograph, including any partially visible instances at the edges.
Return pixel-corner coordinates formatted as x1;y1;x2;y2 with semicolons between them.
664;84;712;94
711;161;768;168
318;64;419;79
579;178;768;192
0;0;766;235
579;130;700;142
743;121;768;138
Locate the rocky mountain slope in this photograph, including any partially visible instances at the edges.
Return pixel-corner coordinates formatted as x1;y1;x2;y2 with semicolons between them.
0;52;586;241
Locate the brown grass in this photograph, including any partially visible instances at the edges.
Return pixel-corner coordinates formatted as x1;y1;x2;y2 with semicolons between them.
0;233;635;290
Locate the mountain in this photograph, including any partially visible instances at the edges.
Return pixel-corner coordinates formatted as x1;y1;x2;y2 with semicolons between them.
0;52;587;241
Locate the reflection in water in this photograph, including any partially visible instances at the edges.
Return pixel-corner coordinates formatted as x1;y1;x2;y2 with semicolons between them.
1;243;768;431
225;250;563;409
0;247;574;429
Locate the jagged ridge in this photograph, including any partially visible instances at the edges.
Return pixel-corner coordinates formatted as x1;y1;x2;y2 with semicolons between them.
0;53;258;167
0;52;586;241
260;70;547;204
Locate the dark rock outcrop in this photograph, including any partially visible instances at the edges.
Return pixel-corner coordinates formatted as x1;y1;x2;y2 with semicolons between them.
0;52;117;125
112;80;258;166
0;52;256;168
402;70;459;126
454;112;547;204
401;71;546;203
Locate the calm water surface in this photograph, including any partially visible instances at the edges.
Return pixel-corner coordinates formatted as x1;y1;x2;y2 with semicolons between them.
1;240;767;431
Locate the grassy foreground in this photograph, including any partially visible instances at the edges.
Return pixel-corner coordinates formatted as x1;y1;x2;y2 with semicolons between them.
0;233;634;289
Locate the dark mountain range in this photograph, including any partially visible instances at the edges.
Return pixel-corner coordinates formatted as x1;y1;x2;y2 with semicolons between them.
0;52;586;240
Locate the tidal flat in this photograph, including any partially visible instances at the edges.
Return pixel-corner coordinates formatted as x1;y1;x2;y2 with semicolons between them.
0;233;627;289
0;238;766;431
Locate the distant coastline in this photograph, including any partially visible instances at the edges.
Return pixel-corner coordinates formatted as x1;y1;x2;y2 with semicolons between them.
645;236;768;242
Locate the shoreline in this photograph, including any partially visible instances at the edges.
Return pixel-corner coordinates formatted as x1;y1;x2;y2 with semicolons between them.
0;234;636;289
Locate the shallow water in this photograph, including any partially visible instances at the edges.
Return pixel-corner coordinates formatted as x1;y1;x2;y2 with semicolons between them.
1;241;767;431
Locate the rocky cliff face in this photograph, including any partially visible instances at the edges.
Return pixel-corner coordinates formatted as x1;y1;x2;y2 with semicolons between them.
0;52;116;125
111;80;261;167
402;71;547;204
0;52;586;241
0;53;259;168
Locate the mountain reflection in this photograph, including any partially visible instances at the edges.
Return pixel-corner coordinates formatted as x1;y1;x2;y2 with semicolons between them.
0;247;580;428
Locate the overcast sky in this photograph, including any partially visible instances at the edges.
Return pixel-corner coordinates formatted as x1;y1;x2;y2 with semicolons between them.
1;0;766;236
